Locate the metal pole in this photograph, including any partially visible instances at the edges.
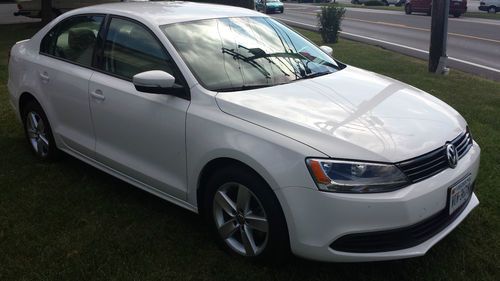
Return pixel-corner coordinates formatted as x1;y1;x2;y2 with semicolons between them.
428;0;450;74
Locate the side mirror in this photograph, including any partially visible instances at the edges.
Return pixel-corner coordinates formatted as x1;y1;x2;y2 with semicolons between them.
319;45;333;57
132;70;177;94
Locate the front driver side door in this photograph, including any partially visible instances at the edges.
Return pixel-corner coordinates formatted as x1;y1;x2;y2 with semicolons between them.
89;16;190;200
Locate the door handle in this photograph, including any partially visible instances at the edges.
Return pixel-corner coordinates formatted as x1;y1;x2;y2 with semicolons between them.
90;89;105;101
39;71;50;83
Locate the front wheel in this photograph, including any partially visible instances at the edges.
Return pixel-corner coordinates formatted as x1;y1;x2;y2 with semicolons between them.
204;166;289;262
488;6;497;13
453;12;461;18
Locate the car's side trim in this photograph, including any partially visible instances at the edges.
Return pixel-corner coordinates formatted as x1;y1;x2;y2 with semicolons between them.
58;145;198;213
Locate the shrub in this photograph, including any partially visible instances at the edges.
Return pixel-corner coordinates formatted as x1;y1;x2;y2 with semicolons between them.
364;0;385;6
317;4;346;44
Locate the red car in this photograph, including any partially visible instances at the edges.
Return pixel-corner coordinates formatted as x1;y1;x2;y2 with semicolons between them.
405;0;468;17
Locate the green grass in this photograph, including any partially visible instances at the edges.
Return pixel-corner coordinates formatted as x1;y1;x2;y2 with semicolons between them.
332;3;405;11
1;23;499;280
464;11;500;20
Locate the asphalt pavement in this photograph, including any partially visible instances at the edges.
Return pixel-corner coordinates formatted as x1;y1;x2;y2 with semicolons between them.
273;2;500;80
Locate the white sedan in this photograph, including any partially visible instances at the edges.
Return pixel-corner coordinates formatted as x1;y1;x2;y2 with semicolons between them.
7;1;480;262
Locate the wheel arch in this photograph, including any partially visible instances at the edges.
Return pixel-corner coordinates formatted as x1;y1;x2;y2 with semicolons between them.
196;157;277;214
19;92;40;117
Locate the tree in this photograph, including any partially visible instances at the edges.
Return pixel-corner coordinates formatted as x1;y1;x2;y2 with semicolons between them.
41;0;53;25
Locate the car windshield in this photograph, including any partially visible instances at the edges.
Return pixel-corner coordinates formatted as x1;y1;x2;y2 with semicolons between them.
161;17;342;92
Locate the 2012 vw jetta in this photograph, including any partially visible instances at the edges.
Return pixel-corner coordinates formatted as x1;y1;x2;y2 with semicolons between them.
7;1;480;262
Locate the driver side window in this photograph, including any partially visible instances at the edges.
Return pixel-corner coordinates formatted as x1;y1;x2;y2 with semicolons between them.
102;17;175;80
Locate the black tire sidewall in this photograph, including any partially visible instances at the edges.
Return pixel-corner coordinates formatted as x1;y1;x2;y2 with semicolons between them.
405;4;412;14
203;166;290;263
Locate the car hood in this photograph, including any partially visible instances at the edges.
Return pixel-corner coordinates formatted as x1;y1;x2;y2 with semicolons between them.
215;66;466;162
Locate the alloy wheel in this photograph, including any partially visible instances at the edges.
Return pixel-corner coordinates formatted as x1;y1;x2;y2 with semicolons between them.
213;182;269;257
26;111;49;158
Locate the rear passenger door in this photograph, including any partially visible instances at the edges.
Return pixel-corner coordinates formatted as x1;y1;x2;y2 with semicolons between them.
38;14;104;156
88;16;190;200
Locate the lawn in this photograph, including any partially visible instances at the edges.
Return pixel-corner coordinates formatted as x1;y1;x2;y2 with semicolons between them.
0;23;499;280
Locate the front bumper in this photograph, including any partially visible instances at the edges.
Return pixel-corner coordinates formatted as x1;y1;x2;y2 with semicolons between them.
276;142;480;262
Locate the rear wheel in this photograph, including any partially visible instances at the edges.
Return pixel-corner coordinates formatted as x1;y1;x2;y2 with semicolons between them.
488;6;497;13
204;166;289;263
21;101;59;161
453;12;461;18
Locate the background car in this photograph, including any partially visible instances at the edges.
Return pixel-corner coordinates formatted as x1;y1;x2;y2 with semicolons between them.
351;0;405;6
255;0;284;13
479;0;500;13
405;0;468;17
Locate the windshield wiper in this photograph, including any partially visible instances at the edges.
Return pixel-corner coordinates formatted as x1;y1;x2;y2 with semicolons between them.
214;84;274;92
299;71;332;80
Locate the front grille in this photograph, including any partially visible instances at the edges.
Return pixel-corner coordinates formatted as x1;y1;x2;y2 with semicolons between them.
330;183;474;253
397;129;473;183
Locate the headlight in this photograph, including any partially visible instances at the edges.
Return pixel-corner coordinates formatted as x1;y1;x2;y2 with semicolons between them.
306;159;409;193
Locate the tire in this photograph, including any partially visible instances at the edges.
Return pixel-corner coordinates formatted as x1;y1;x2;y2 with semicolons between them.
405;4;412;14
488;6;497;13
383;0;389;6
21;100;59;161
453;12;461;18
203;165;289;263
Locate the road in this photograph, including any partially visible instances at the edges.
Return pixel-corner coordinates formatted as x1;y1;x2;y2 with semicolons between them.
272;2;500;80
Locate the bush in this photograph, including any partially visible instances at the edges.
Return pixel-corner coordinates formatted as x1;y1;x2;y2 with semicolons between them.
317;4;346;44
364;0;385;6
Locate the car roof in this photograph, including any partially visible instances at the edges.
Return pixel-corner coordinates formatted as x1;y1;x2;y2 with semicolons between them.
73;1;264;26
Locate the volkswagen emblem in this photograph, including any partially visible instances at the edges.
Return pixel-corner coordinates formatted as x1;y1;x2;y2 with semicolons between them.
446;143;458;168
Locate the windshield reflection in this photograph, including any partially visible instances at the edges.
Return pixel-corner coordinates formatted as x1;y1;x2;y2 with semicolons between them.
162;17;342;92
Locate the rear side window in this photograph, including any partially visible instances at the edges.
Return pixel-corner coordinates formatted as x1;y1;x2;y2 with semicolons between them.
101;17;174;80
40;15;104;67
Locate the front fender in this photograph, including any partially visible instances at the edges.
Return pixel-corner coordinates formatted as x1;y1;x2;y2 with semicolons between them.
185;87;327;208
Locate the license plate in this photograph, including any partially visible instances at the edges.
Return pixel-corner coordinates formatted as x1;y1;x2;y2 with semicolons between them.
449;175;472;215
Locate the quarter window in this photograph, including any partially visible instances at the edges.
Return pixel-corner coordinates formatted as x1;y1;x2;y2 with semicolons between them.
102;18;174;80
41;15;104;67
